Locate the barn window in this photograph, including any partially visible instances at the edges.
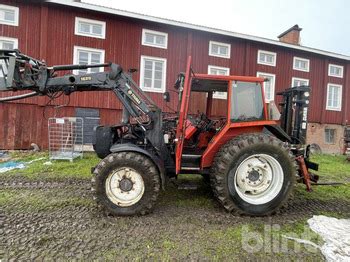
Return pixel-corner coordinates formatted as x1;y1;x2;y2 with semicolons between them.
293;57;310;72
73;46;105;75
209;41;231;58
0;4;19;26
324;128;336;144
328;64;343;78
326;83;342;111
291;77;309;87
208;65;230;99
75;17;106;39
140;56;166;93
257;72;275;102
0;36;18;49
142;29;168;49
257;50;276;66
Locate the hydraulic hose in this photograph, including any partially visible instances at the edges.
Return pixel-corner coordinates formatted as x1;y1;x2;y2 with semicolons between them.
0;91;39;102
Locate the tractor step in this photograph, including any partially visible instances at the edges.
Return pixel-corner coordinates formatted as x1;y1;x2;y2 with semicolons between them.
181;154;201;163
181;166;201;171
180;154;201;172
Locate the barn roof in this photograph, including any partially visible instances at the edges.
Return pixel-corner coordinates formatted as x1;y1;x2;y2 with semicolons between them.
46;0;350;61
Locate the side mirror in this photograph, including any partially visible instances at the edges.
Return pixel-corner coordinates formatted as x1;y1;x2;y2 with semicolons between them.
163;91;170;102
174;73;184;90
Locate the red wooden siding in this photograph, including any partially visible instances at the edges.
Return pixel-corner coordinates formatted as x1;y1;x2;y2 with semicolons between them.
0;0;349;149
0;102;123;150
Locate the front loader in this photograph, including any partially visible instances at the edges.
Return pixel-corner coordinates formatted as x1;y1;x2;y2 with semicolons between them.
0;49;318;216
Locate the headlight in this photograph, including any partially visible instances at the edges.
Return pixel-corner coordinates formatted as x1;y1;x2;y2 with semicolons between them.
304;92;310;97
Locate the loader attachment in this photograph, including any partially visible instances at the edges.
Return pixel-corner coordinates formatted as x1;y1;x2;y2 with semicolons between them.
0;49;17;91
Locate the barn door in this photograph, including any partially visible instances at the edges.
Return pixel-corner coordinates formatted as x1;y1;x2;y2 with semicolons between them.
75;108;100;144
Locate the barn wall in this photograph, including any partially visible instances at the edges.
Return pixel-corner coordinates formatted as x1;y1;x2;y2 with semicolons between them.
0;102;123;150
0;0;349;150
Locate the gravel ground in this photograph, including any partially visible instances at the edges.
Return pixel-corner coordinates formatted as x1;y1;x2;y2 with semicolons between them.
1;176;349;261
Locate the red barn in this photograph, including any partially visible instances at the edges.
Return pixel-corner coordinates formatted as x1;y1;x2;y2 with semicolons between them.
0;0;349;153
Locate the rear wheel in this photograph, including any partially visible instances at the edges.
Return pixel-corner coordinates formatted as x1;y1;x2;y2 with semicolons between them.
92;152;160;216
210;133;295;216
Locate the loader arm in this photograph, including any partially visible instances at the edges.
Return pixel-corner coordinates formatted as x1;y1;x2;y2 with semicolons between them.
0;49;156;120
0;49;175;173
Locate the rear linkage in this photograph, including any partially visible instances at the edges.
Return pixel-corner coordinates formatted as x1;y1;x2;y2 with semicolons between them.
277;87;319;191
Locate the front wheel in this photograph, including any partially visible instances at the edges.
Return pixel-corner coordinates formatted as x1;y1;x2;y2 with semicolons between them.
92;152;160;216
210;134;295;216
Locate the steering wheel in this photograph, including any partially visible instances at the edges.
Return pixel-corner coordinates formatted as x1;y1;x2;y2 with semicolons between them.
196;113;214;132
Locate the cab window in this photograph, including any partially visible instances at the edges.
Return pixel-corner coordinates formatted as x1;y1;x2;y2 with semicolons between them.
230;81;264;122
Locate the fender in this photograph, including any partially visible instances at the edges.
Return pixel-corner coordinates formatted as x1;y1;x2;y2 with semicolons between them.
264;124;292;143
110;143;166;189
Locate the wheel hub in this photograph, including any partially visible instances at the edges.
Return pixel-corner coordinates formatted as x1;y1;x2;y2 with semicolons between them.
105;167;145;207
119;177;133;192
247;169;261;182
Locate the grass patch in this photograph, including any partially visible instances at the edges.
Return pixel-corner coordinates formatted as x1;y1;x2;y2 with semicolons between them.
293;154;350;202
2;151;99;180
296;183;350;201
311;154;350;182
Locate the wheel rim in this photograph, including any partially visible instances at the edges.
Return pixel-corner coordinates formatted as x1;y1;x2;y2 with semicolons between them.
105;167;145;207
233;154;284;205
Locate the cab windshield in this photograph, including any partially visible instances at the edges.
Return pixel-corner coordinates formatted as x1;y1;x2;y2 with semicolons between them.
230;81;264;122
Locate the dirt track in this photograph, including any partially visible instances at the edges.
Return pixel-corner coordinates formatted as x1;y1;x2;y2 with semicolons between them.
1;176;349;261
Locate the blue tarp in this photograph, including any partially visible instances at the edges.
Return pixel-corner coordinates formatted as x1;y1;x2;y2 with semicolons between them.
0;157;46;173
0;161;25;173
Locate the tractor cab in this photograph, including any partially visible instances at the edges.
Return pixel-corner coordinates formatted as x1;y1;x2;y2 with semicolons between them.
173;57;314;176
174;57;277;174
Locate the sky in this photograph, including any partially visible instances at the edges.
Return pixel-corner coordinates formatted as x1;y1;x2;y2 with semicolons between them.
83;0;350;56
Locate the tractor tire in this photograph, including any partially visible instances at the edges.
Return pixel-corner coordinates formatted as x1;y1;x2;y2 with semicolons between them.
91;152;160;216
210;133;295;216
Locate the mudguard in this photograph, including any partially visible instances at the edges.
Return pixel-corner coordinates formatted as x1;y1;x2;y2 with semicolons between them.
93;126;114;159
264;124;292;143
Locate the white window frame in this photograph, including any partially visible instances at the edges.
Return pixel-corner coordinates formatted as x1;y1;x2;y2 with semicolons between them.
140;55;167;93
257;50;277;67
326;83;342;111
208;65;229;99
141;29;168;49
0;4;19;26
74;17;106;39
324;128;336;144
73;46;105;74
0;36;18;49
328;64;344;78
293;56;310;72
209;41;231;59
257;72;276;102
291;77;309;87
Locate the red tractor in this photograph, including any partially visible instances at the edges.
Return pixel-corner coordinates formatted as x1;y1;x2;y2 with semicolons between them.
0;51;318;216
